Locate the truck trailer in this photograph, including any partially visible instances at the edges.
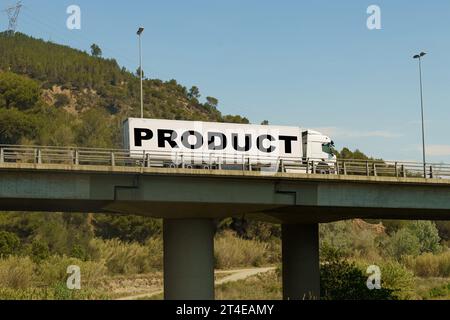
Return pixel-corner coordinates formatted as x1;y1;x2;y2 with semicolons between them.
123;118;336;173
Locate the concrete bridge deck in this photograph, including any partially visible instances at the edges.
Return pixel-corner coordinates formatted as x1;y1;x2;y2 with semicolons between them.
1;162;449;223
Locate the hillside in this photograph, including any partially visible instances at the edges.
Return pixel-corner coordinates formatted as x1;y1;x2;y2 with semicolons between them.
0;32;248;148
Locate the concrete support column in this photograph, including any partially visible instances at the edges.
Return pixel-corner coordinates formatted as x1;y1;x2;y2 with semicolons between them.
163;219;215;300
282;223;320;300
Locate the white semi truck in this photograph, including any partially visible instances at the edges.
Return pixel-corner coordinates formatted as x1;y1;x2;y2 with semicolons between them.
123;118;336;173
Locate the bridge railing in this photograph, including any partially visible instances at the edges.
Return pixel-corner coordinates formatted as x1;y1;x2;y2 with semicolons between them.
1;144;450;180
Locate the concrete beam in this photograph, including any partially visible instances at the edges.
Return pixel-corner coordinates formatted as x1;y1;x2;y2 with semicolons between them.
163;219;215;300
282;223;320;300
2;166;450;223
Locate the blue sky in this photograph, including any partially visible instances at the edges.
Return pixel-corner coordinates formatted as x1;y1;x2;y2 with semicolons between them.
2;0;450;162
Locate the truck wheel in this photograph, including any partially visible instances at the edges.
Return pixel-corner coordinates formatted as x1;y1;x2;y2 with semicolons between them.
316;163;330;174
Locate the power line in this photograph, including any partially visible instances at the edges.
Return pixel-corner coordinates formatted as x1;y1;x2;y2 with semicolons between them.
3;1;22;35
20;6;140;72
11;4;174;81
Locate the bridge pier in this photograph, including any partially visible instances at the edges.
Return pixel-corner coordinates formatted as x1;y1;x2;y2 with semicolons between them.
282;223;320;300
163;219;215;300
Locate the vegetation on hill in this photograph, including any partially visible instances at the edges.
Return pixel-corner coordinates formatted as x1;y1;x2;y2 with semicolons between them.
0;32;248;148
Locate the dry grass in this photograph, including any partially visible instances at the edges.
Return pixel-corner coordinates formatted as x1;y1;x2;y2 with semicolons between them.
0;255;111;299
403;251;450;277
37;255;107;287
214;231;279;269
89;237;162;274
0;256;34;289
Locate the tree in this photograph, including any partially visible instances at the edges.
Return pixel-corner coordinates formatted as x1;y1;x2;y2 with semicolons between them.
136;67;144;79
0;108;40;144
205;96;218;109
435;221;450;243
90;43;102;57
386;228;421;259
261;120;269;125
188;86;200;99
0;72;40;110
407;221;441;254
386;221;441;259
338;147;370;160
76;108;113;148
222;114;250;124
94;214;162;243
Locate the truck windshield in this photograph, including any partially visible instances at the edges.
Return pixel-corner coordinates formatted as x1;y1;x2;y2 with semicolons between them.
322;142;335;155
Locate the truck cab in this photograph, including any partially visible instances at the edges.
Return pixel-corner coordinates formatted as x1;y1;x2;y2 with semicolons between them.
302;130;337;163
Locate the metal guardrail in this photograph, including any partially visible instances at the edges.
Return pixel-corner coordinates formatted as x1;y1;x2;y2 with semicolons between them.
0;144;449;180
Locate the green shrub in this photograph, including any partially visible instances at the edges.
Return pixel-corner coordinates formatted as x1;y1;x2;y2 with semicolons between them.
320;247;395;300
386;228;421;259
378;260;415;300
52;281;74;300
71;244;88;261
0;231;20;257
53;93;70;108
31;239;50;262
320;220;385;260
427;282;450;299
407;221;441;254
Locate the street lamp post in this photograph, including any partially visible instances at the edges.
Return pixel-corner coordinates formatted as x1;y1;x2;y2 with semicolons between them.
413;51;427;178
137;27;144;118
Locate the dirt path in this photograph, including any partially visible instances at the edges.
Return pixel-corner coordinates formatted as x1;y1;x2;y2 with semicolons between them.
215;267;275;285
116;267;276;300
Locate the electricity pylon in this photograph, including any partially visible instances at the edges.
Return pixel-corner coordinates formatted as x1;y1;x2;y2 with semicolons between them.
3;1;22;35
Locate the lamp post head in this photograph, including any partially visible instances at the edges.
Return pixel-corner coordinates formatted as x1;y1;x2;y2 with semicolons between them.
137;27;144;35
413;52;427;59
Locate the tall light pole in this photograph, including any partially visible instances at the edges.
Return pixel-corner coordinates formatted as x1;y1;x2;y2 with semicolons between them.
413;51;427;178
137;27;144;118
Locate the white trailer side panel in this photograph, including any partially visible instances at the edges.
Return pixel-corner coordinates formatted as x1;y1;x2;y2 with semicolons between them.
123;118;303;165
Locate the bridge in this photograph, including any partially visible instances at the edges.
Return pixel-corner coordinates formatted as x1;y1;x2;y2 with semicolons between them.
1;145;450;300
